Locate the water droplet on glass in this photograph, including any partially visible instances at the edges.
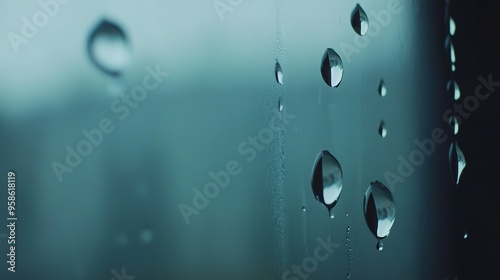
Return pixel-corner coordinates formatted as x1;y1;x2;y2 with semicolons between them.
450;42;456;63
379;121;387;138
449;142;466;184
447;80;461;100
363;181;396;249
448;116;459;135
87;19;131;77
346;212;349;217
378;79;387;97
275;60;283;85
449;16;456;36
463;231;468;239
302;206;306;212
278;98;284;112
311;150;343;215
140;229;153;244
321;48;344;88
451;63;456;72
376;240;384;251
330;211;335;219
351;4;369;36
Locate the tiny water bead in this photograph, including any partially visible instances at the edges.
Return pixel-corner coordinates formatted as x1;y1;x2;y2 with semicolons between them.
363;181;396;250
447;80;461;100
302;206;306;212
376;240;384;251
275;60;283;85
449;16;456;36
351;4;369;36
463;231;468;239
87;19;131;77
378;79;387;97
448;116;459;135
311;150;343;217
449;141;466;184
379;121;387;138
449;41;456;63
321;48;344;88
278;98;284;112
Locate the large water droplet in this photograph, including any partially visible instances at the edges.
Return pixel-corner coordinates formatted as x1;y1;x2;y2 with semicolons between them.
449;142;466;184
363;181;396;244
378;79;387;97
379;121;387;138
448;116;459;135
311;150;343;213
351;4;369;36
449;16;456;36
447;80;461;100
275;60;283;85
87;19;131;77
321;48;344;88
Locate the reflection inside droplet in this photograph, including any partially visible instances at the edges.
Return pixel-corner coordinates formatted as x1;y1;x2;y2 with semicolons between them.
275;60;283;85
363;181;396;250
449;16;456;36
351;4;369;36
87;19;131;77
311;150;343;215
449;141;466;184
321;48;344;88
379;121;387;138
378;79;387;97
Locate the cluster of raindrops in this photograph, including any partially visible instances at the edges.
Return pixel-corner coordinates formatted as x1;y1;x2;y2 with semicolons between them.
378;80;388;138
310;150;396;251
444;3;466;185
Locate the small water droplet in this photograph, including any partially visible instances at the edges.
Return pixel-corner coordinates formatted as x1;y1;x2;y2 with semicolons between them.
351;4;369;36
311;150;343;214
451;63;456;72
302;206;306;212
347;226;351;231
449;16;456;36
87;19;131;77
330;212;335;219
378;79;387;97
321;48;344;88
379;121;387;138
447;80;461;100
346;212;349;217
363;181;396;242
376;240;384;251
140;229;153;244
448;116;459;135
278;98;284;112
463;231;468;239
450;42;456;63
449;142;466;184
275;60;283;85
